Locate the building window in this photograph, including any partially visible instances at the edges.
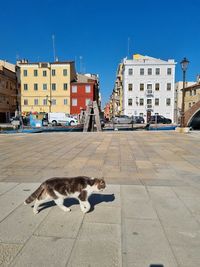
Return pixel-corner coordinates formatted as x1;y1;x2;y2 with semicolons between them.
140;68;144;75
128;98;132;106
34;70;38;76
43;99;47;105
166;98;171;106
194;89;196;95
155;98;159;106
139;98;144;106
155;68;160;75
85;85;91;93
34;83;38;91
155;83;160;91
128;68;133;75
147;84;152;94
72;85;77;93
52;69;56;76
190;91;192;96
140;83;144;91
24;84;28;91
147;99;152;109
63;69;67;76
23;70;27;76
167;68;172;75
148;68;152;75
43;70;47;77
63;83;68;90
52;83;56;91
43;84;47;90
85;99;91;106
72;98;77;106
167;83;171;90
24;99;28;105
34;99;38;105
64;99;68;105
128;84;133;91
52;99;56;105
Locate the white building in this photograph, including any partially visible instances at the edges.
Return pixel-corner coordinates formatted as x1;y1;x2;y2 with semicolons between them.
122;54;176;123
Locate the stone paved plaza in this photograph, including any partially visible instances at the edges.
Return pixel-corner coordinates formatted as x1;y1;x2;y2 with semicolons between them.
0;131;200;266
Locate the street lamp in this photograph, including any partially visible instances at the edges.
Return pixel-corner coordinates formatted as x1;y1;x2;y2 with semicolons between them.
180;57;189;127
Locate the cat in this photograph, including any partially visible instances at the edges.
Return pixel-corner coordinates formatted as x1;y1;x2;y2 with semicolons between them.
24;176;106;214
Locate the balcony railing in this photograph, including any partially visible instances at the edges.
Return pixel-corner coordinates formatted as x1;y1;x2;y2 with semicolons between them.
146;104;153;111
146;90;154;97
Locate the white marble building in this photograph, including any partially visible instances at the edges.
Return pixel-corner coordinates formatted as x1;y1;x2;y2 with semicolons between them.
122;54;176;122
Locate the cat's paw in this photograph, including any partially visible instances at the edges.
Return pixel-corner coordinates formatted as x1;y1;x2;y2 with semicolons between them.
33;209;39;214
64;207;71;212
82;208;90;214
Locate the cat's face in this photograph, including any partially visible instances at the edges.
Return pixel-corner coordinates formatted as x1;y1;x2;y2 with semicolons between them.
95;178;106;191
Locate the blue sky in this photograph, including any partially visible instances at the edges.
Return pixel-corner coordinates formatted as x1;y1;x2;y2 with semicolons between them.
1;0;200;106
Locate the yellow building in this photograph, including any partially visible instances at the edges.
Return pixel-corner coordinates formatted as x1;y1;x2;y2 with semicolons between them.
17;60;76;114
0;61;18;122
185;82;200;111
111;63;123;116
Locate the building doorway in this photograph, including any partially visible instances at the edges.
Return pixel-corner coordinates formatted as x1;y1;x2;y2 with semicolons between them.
147;111;151;123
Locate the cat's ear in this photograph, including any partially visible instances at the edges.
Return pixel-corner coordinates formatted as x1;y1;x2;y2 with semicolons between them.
100;179;105;185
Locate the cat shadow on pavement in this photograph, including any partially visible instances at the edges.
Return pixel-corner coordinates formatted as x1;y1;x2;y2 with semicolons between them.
37;193;115;213
88;193;115;212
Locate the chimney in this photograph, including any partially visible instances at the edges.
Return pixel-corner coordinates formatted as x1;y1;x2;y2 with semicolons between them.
197;74;200;84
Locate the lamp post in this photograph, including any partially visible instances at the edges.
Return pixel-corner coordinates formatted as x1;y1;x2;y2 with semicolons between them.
180;57;189;127
49;64;52;112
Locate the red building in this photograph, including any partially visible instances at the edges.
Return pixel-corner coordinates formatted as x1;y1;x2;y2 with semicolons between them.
104;102;110;120
70;73;100;115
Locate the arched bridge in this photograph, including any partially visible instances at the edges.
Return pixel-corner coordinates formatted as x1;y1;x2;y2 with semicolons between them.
184;99;200;129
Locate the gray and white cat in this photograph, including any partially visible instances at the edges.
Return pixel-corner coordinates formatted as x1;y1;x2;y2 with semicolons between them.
24;176;106;214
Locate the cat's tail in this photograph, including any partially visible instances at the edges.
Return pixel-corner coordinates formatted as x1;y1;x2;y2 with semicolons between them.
24;185;44;204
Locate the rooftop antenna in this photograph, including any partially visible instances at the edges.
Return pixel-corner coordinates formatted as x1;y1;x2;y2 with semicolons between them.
52;34;56;62
79;56;83;73
83;63;86;73
127;37;130;58
75;56;77;71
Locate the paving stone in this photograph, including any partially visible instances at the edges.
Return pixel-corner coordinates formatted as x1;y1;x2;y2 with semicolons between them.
0;183;39;222
123;218;178;267
0;243;23;266
171;246;200;267
153;197;199;229
34;205;84;239
0;203;50;243
164;226;200;248
68;222;122;267
10;236;74;267
148;186;177;200
0;182;18;195
122;198;158;220
84;205;121;224
121;185;149;200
